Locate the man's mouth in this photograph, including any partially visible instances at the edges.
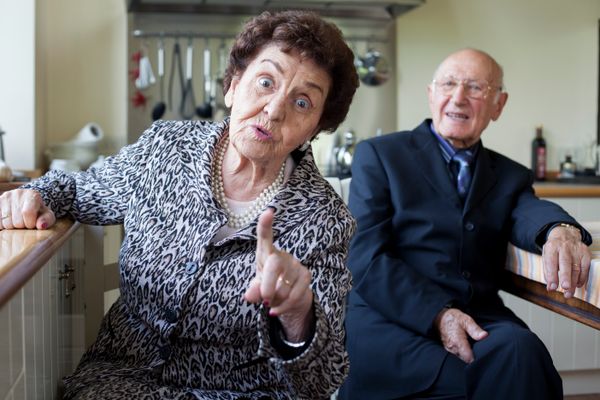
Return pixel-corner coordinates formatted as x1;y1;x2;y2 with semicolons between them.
446;112;469;120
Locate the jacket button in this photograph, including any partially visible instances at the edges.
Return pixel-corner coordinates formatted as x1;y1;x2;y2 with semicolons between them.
159;345;172;360
464;222;474;231
164;307;178;324
185;261;198;275
462;270;471;279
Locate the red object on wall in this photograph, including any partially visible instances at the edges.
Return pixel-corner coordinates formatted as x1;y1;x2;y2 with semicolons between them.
131;90;147;108
131;51;142;64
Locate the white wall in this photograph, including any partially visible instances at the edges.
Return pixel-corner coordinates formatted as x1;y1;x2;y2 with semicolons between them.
0;0;36;170
396;0;600;171
0;0;127;171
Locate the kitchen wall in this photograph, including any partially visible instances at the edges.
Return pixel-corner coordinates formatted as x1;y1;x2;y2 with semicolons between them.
0;0;127;171
0;0;36;170
39;0;128;159
3;0;598;173
126;12;398;173
396;0;600;171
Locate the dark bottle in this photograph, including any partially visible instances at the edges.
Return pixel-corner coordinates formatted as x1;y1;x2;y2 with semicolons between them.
531;125;546;181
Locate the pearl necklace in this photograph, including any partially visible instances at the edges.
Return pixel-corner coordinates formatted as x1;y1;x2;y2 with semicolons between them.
212;136;286;228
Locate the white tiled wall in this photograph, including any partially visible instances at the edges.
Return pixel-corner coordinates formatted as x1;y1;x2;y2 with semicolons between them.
500;196;600;395
0;231;86;400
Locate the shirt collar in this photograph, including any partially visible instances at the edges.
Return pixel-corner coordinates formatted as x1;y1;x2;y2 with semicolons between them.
429;122;480;163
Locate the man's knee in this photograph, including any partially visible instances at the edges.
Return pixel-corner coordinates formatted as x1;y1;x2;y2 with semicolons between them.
475;322;549;363
468;322;561;399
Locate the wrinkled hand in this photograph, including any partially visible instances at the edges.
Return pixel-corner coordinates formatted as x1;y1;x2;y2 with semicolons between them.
435;308;488;364
0;189;55;230
244;208;314;342
542;225;591;299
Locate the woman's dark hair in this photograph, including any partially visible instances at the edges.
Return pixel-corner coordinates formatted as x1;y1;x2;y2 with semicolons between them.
223;10;359;133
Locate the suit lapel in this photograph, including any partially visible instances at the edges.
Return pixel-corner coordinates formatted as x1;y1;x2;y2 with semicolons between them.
464;146;497;214
410;122;462;204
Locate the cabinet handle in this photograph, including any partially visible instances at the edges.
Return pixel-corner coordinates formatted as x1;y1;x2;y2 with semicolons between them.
60;264;76;298
58;264;75;280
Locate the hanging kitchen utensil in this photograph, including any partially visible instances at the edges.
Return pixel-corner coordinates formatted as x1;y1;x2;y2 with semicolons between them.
0;126;6;161
356;46;390;86
212;40;229;117
180;37;197;120
135;44;156;90
152;37;166;120
168;39;185;112
196;38;213;119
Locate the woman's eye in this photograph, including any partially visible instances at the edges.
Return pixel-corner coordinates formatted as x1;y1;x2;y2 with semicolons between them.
258;77;273;88
295;98;310;109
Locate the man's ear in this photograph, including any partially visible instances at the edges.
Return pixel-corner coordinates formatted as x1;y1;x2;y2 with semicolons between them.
224;76;239;108
491;92;508;121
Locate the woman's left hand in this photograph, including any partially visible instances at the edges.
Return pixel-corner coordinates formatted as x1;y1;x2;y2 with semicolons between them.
244;208;314;342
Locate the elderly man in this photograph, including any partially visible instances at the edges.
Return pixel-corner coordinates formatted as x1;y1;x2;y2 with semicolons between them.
339;49;592;400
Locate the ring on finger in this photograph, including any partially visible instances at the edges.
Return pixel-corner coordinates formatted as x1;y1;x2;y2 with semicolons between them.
278;276;292;286
1;213;10;220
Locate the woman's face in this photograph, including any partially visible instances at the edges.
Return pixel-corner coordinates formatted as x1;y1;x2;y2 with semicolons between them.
224;44;331;166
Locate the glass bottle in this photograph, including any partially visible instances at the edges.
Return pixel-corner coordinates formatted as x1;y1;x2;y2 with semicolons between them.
531;125;546;181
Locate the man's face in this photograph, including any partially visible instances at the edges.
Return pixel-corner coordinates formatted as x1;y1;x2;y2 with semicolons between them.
427;50;508;149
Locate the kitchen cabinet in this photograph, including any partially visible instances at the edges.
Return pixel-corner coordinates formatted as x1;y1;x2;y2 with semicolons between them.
499;184;600;395
0;221;86;400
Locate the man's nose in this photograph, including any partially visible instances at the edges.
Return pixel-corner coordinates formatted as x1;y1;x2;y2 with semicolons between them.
450;83;468;103
263;93;286;121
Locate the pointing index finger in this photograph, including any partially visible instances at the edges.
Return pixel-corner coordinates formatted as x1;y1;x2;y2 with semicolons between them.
257;207;276;258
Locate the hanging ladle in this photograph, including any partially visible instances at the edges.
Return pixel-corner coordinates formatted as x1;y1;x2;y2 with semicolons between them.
151;37;166;120
356;45;390;86
196;38;213;119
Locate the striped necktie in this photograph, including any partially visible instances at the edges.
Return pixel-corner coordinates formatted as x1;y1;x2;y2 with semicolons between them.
452;150;474;199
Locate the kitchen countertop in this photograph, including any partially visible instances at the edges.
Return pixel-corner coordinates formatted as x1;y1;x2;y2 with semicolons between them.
533;182;600;198
0;219;79;307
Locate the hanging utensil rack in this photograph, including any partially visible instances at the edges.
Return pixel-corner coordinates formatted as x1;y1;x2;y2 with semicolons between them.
132;29;387;44
132;30;235;40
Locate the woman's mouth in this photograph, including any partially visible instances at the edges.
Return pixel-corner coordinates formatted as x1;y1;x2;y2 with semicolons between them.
252;125;273;141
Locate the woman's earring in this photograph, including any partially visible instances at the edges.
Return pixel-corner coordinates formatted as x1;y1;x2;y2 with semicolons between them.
298;141;310;151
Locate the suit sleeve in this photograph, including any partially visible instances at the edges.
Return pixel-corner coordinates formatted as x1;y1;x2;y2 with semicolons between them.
347;140;455;336
509;176;592;251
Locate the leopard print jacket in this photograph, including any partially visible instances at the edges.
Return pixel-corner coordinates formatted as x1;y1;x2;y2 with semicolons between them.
26;119;355;399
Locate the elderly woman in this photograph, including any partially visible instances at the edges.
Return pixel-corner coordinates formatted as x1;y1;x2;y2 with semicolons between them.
0;10;358;400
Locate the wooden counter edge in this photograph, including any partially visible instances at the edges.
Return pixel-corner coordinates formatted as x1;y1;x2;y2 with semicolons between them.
534;185;600;198
0;219;80;308
501;271;600;330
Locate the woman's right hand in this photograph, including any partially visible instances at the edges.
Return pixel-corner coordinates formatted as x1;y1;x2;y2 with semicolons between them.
0;189;55;230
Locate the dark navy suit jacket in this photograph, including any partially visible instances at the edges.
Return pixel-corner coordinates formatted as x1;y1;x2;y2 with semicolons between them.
340;120;591;399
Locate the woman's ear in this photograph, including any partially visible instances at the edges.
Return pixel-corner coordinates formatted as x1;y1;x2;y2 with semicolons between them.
224;76;239;108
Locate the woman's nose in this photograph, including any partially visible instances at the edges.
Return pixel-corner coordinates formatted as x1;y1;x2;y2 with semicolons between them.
263;94;285;121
